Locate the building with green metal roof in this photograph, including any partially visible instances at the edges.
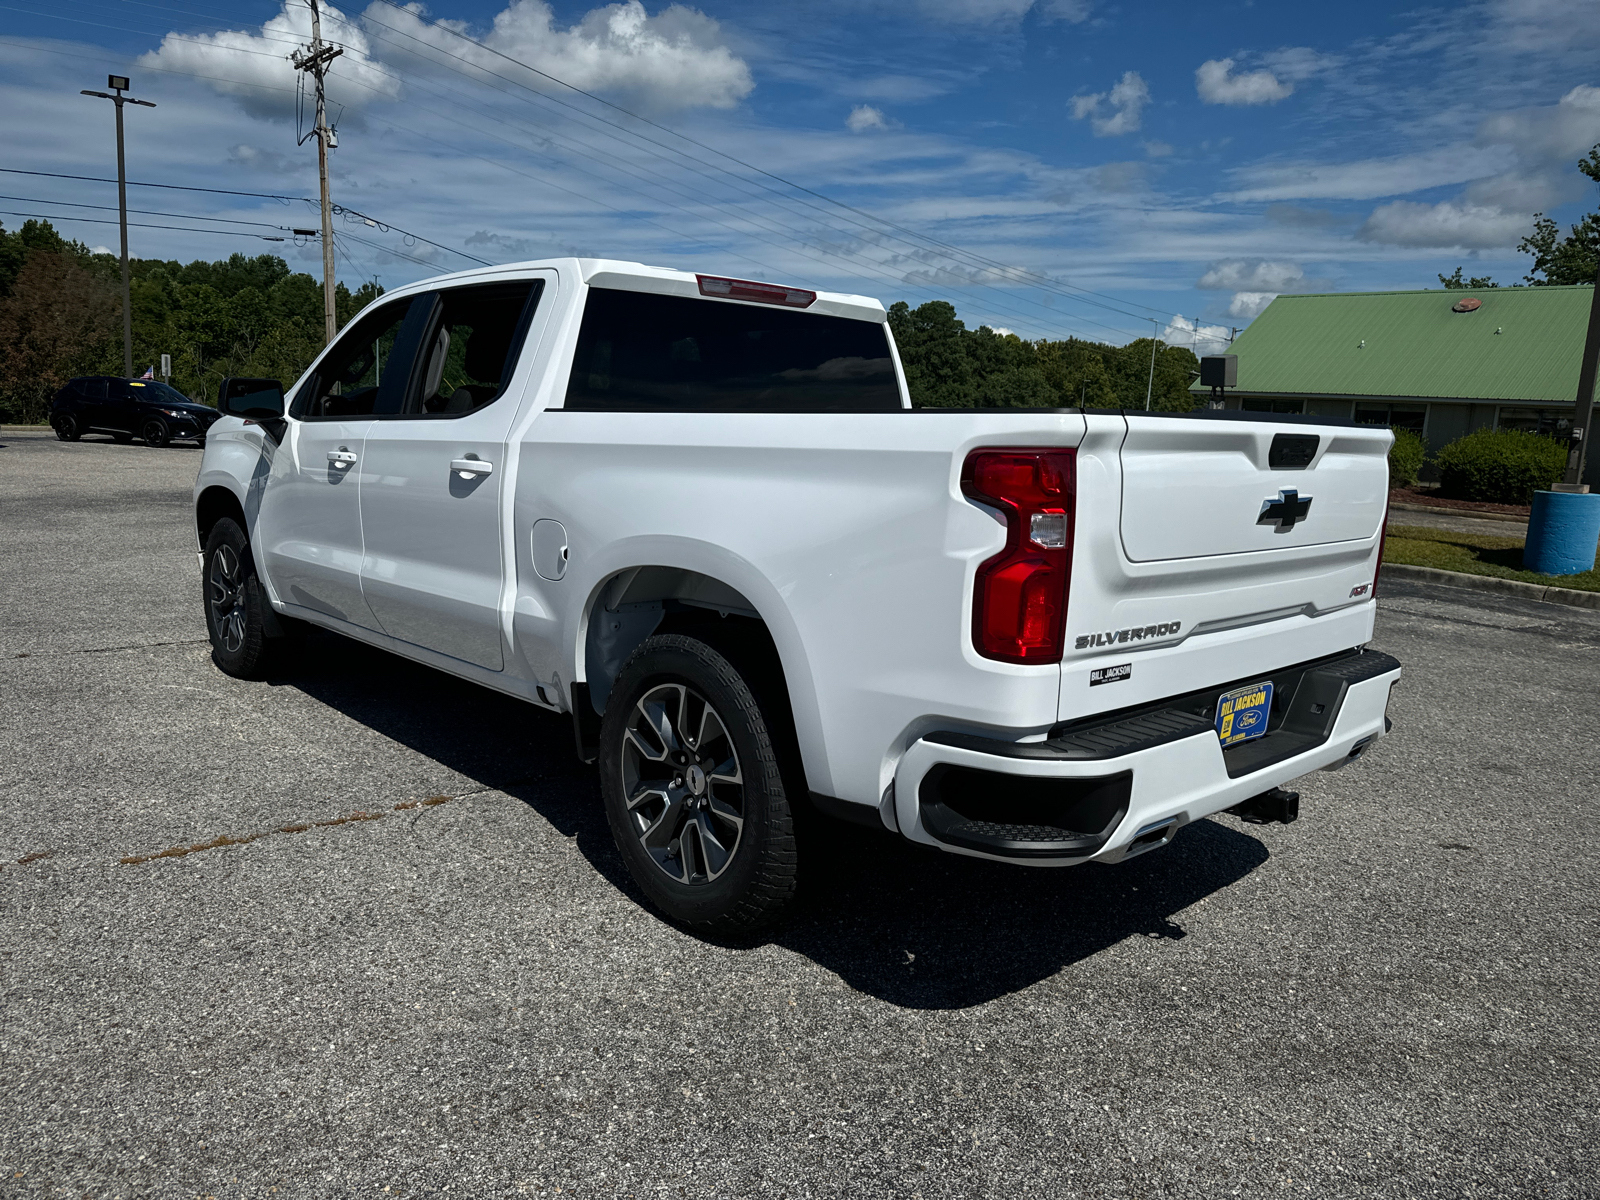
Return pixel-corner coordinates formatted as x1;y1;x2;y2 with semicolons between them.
1196;285;1597;482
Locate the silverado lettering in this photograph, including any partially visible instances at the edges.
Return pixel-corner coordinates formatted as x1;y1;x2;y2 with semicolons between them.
1075;621;1182;650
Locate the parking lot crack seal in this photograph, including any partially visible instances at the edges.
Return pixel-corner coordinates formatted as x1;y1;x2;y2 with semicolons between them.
10;638;210;659
0;850;54;871
117;795;459;865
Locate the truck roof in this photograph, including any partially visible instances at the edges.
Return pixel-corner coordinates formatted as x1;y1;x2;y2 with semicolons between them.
374;257;888;324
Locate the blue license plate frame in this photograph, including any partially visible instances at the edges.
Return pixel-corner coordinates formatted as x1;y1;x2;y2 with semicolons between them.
1215;681;1273;747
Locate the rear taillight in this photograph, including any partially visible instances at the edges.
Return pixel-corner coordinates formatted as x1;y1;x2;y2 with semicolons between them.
961;448;1076;664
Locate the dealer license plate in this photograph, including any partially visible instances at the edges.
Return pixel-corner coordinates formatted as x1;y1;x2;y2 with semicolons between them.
1215;681;1273;747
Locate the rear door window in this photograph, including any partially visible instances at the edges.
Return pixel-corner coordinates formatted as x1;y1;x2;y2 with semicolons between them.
564;287;900;413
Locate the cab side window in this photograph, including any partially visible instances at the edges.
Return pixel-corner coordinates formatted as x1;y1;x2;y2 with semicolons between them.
80;379;108;402
292;300;413;420
401;280;541;418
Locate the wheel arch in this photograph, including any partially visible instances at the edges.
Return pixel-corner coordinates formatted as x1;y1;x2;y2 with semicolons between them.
195;484;248;552
575;559;830;795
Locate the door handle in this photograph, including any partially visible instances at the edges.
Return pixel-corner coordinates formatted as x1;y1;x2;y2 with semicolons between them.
327;448;358;469
451;456;494;479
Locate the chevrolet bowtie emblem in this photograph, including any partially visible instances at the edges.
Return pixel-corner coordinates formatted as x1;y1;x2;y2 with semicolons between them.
1258;488;1313;530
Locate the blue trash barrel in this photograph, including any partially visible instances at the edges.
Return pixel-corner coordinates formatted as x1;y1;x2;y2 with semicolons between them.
1524;490;1600;576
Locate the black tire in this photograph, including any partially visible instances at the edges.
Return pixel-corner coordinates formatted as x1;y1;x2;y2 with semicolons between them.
54;414;80;441
141;417;170;447
599;633;799;934
202;517;283;680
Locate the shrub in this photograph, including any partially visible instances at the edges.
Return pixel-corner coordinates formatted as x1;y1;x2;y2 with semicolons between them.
1434;428;1568;504
1387;428;1427;487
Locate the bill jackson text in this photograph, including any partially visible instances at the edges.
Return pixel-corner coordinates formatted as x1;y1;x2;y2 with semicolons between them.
1075;621;1182;650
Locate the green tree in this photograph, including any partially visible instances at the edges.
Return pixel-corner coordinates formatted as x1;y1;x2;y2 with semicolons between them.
887;300;976;407
0;251;119;422
0;221;383;420
1438;267;1498;289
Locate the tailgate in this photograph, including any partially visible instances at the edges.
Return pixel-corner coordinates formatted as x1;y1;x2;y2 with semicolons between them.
1060;413;1391;724
1119;415;1388;560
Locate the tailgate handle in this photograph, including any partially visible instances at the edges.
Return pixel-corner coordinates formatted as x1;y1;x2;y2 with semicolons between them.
1269;433;1319;470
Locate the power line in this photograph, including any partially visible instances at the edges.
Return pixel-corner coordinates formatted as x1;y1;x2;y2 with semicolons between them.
356;8;1145;334
0;167;490;265
3;10;1150;337
0;192;296;231
0;13;1157;341
0;207;289;241
365;0;1172;323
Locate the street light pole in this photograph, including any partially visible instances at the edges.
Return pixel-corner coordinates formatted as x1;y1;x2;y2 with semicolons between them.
1556;262;1600;493
81;76;155;380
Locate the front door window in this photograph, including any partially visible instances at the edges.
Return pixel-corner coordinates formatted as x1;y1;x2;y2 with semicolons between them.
292;300;414;420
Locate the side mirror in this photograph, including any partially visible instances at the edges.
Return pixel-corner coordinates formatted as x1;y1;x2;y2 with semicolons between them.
218;377;285;420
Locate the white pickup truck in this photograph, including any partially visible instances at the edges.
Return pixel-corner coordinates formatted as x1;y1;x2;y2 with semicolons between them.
196;259;1401;932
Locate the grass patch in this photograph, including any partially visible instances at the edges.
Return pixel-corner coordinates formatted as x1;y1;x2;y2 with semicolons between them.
1385;524;1600;593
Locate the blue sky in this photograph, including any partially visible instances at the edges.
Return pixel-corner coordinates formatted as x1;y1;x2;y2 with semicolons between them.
2;0;1598;348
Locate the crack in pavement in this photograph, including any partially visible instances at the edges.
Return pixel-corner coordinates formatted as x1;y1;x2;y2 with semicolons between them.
9;638;210;660
4;778;551;878
117;794;463;865
0;850;54;871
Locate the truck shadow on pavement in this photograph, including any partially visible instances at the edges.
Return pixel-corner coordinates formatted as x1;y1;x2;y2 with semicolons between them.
279;631;1270;1011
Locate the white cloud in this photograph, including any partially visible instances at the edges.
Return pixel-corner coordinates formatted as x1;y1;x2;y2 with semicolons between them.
1195;58;1292;106
1163;313;1233;353
1227;291;1277;319
1142;139;1173;158
1357;200;1531;249
140;1;398;119
1260;46;1339;82
846;105;890;133
1477;84;1600;166
1483;0;1600;53
1040;0;1094;21
1071;71;1149;137
141;0;753;118
461;0;753;112
1196;258;1306;291
1221;146;1511;202
908;0;1092;21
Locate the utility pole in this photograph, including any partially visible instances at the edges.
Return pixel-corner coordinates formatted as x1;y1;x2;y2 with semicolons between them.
81;75;155;379
292;0;343;345
1556;263;1600;492
1144;318;1159;410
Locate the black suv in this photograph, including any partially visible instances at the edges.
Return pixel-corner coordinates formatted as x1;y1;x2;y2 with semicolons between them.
49;377;220;447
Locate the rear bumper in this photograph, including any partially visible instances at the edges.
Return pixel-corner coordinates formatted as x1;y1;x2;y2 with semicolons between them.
893;648;1401;865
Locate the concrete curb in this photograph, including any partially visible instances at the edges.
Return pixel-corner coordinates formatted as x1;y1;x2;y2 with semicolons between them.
1384;563;1600;610
1389;501;1528;525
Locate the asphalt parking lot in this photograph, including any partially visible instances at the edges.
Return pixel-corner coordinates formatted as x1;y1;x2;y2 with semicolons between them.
2;426;1597;1199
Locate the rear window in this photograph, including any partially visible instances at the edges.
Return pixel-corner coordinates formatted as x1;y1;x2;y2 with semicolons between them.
564;287;900;413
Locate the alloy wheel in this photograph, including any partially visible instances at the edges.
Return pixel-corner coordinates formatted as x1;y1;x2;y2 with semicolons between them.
619;682;745;885
208;545;247;654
